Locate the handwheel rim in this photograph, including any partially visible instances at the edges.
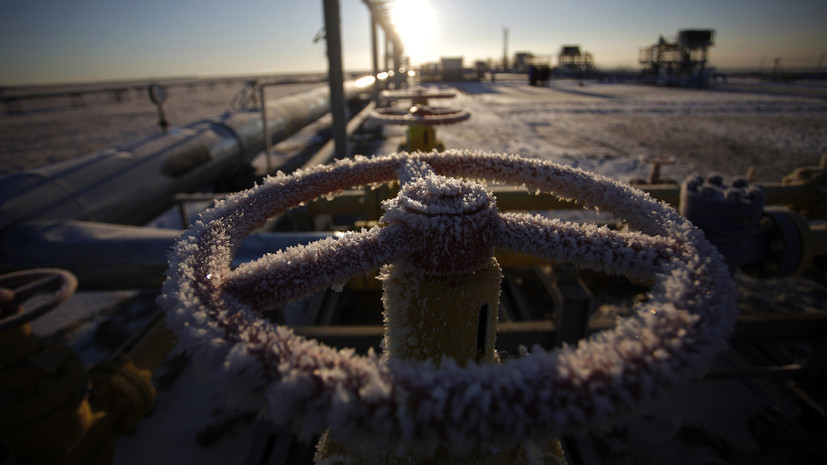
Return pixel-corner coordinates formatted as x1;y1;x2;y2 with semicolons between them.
370;106;471;126
0;268;78;331
380;87;457;101
159;150;736;454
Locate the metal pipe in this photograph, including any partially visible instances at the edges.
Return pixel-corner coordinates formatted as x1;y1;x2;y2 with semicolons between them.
0;220;334;290
292;311;827;355
370;13;380;106
0;83;365;232
109;309;176;373
385;36;391;85
260;85;273;173
392;41;402;88
300;100;376;170
323;0;348;159
304;183;822;215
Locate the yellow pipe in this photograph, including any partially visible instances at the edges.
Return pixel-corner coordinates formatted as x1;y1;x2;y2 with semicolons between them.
381;259;501;366
405;125;441;152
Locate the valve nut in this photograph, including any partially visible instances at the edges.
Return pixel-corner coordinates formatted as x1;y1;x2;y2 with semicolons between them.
382;161;498;276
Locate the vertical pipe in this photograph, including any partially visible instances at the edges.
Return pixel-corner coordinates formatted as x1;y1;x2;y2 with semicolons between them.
385;36;391;88
381;259;501;365
392;44;402;89
260;85;272;173
323;0;348;159
370;13;380;105
502;27;509;69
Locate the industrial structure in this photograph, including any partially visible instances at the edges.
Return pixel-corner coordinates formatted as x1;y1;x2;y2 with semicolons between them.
556;45;595;76
639;29;715;87
513;52;534;72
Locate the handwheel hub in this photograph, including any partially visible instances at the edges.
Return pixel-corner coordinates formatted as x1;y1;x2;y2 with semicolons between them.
382;160;498;276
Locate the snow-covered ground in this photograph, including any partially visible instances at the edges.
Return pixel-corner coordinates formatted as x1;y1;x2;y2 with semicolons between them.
4;76;827;464
441;79;827;182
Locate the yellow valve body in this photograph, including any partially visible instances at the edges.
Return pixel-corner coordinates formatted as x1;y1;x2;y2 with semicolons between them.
405;125;443;152
381;259;502;366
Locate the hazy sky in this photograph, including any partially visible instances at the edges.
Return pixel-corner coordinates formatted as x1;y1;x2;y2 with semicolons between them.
1;0;825;85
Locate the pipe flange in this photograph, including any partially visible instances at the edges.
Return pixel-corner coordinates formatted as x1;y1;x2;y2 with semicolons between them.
741;207;811;278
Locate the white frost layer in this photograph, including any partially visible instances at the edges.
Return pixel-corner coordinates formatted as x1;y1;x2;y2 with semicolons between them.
158;150;736;455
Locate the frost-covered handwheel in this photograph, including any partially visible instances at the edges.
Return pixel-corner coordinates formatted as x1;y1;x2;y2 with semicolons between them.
0;268;77;331
160;150;736;455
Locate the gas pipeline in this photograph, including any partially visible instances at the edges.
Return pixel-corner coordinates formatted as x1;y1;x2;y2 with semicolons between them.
0;81;371;288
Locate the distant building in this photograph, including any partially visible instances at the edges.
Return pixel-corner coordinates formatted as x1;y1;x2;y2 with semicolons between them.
441;57;464;81
474;60;491;80
514;52;534;72
557;45;594;73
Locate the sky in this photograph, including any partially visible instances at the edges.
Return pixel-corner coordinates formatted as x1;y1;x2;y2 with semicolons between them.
1;0;825;86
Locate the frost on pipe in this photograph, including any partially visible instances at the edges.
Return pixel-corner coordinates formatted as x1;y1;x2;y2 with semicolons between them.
159;150;736;454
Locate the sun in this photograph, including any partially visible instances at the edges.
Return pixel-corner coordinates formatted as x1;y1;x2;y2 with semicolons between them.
388;0;435;62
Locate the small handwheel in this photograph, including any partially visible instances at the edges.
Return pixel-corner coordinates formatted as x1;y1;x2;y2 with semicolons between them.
370;105;471;126
380;87;457;105
160;150;735;453
0;269;78;332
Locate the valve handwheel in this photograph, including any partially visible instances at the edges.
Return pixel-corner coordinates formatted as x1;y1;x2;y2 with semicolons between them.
0;268;78;332
160;150;736;454
380;87;458;106
371;104;471;126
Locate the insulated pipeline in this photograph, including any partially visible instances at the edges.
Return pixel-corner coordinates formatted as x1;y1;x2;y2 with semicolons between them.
0;82;366;232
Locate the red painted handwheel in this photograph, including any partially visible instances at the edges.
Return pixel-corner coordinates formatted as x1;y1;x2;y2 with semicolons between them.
160;150;735;454
0;269;77;331
380;87;457;104
370;104;471;126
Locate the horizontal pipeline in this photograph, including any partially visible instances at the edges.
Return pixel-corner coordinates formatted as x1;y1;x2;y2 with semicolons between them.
0;220;336;290
0;82;369;232
304;183;823;216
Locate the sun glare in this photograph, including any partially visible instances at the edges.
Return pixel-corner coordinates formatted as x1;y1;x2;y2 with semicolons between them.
389;0;435;61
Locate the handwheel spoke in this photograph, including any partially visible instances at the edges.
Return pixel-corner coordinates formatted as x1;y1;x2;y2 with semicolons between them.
12;275;61;303
223;226;419;309
496;212;682;282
